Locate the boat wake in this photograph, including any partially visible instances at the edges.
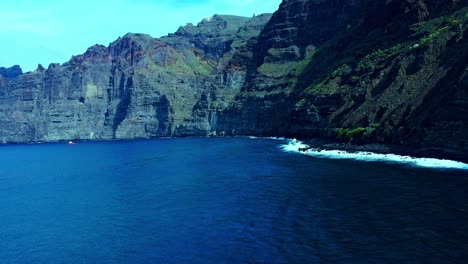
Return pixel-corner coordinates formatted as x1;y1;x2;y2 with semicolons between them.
282;139;468;170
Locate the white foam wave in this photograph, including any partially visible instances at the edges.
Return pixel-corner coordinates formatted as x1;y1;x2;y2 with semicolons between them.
282;139;468;170
248;136;286;141
268;137;286;141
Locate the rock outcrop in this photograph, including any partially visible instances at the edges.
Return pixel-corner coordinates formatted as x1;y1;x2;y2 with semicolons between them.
0;65;23;79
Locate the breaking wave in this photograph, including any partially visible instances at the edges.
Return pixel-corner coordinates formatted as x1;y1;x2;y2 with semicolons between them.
282;139;468;170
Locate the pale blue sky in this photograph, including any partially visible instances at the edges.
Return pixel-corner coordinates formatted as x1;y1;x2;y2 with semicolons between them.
0;0;282;72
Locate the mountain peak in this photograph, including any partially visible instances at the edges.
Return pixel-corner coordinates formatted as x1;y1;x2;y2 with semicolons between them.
0;65;23;79
174;14;253;37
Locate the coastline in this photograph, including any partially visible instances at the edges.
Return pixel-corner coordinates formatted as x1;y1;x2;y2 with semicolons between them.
1;135;467;165
283;138;468;170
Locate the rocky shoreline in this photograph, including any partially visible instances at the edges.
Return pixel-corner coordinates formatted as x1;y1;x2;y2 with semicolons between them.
298;139;468;164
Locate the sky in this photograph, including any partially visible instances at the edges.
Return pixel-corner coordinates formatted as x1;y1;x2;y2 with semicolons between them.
0;0;282;72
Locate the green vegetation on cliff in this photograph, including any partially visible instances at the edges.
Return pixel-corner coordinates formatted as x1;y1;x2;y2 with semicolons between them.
334;124;380;143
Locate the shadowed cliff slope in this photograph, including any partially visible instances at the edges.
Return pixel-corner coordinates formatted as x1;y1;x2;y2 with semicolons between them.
217;0;467;160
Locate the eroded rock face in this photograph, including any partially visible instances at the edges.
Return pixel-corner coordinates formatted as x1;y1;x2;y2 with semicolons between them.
254;0;367;64
0;14;272;143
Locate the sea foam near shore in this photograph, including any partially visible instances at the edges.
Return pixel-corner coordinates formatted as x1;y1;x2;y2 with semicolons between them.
282;139;468;170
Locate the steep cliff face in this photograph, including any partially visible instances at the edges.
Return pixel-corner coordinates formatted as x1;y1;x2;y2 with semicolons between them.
218;0;379;135
0;14;271;143
218;0;467;159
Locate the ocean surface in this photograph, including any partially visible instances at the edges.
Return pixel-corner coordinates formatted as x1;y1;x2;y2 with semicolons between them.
0;137;467;263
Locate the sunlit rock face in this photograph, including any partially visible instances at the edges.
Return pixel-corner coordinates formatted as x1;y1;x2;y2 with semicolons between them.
0;14;272;142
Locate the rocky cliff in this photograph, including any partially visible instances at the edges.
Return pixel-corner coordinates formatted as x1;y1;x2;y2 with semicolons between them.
0;0;466;160
0;14;272;142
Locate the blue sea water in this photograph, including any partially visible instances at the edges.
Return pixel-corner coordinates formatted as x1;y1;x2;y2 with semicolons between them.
0;137;467;263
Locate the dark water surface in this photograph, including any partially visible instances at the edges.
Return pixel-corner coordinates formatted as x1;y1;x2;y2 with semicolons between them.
0;138;467;263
